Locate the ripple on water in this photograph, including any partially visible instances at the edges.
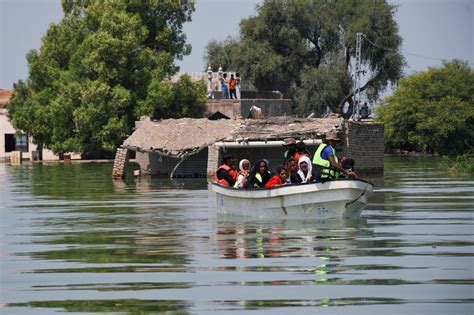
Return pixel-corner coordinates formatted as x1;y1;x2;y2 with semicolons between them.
1;158;473;314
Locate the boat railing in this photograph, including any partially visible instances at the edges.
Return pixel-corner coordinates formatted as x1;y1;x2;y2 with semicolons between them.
212;178;373;190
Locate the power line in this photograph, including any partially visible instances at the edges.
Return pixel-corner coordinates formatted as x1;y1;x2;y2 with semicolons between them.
360;33;474;67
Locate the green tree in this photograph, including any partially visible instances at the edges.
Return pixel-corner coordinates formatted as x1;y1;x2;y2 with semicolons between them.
376;60;474;155
204;0;404;117
136;74;207;120
203;37;239;72
8;0;205;159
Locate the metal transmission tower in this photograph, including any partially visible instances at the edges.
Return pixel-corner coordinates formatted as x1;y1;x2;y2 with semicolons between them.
352;32;363;120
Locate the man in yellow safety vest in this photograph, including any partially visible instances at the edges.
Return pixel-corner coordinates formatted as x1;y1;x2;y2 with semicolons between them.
312;132;357;180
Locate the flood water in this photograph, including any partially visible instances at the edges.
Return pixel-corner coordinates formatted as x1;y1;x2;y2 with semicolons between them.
1;157;473;314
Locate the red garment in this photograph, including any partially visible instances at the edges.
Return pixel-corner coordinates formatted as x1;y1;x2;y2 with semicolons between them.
265;175;286;189
294;152;310;163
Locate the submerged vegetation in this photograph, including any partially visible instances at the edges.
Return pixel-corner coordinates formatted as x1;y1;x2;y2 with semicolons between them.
377;60;474;156
440;153;474;174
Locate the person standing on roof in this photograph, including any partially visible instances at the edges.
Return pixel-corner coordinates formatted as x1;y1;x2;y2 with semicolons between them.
228;74;237;99
216;154;238;186
312;132;357;180
221;72;229;99
235;73;241;99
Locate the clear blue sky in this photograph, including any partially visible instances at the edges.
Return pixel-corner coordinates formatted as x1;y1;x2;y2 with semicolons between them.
1;0;472;90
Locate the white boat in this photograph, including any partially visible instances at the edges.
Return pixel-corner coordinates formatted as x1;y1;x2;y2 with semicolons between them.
210;179;373;219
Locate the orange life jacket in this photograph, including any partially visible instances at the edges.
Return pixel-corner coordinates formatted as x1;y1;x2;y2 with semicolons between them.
216;164;238;186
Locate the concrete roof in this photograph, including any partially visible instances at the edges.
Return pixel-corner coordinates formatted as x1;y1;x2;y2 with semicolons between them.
123;116;344;158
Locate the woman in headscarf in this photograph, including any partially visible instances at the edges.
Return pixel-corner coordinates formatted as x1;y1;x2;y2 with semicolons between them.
247;159;272;188
234;159;251;188
291;156;315;184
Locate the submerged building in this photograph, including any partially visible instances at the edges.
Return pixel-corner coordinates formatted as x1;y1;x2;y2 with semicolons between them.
0;89;81;162
113;68;383;179
113;115;384;179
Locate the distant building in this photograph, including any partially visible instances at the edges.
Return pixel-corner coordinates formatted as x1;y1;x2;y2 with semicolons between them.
0;89;80;162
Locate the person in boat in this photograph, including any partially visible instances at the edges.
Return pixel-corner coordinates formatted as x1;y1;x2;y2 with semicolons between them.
216;154;238;186
265;165;288;189
312;132;357;180
339;156;355;179
234;159;251;188
247;159;272;188
291;156;316;184
285;158;298;183
283;138;297;162
293;141;311;163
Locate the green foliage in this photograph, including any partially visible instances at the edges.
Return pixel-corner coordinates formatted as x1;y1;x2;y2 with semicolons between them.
440;154;474;174
136;74;207;120
204;0;404;117
296;65;347;116
203;37;239;72
8;0;202;158
376;60;474;155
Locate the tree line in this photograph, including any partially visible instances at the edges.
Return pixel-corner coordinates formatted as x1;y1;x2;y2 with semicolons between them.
8;0;472;158
8;1;207;159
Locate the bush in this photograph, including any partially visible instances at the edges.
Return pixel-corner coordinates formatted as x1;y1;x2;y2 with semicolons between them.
376;60;474;155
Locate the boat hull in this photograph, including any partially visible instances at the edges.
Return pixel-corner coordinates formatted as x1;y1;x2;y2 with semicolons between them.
211;180;373;219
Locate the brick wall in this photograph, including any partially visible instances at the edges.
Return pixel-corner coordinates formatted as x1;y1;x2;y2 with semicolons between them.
112;148;130;179
205;100;241;119
344;121;384;173
207;145;221;177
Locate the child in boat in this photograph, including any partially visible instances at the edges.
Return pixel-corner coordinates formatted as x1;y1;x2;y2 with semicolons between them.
285;158;298;183
234;159;251;188
247;159;272;188
293;141;311;163
265;165;288;189
339;157;356;179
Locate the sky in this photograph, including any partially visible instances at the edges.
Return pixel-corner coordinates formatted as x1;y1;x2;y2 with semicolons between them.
0;0;473;90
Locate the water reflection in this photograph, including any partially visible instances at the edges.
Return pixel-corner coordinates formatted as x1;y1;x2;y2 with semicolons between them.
10;300;192;314
1;157;473;314
215;218;368;260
